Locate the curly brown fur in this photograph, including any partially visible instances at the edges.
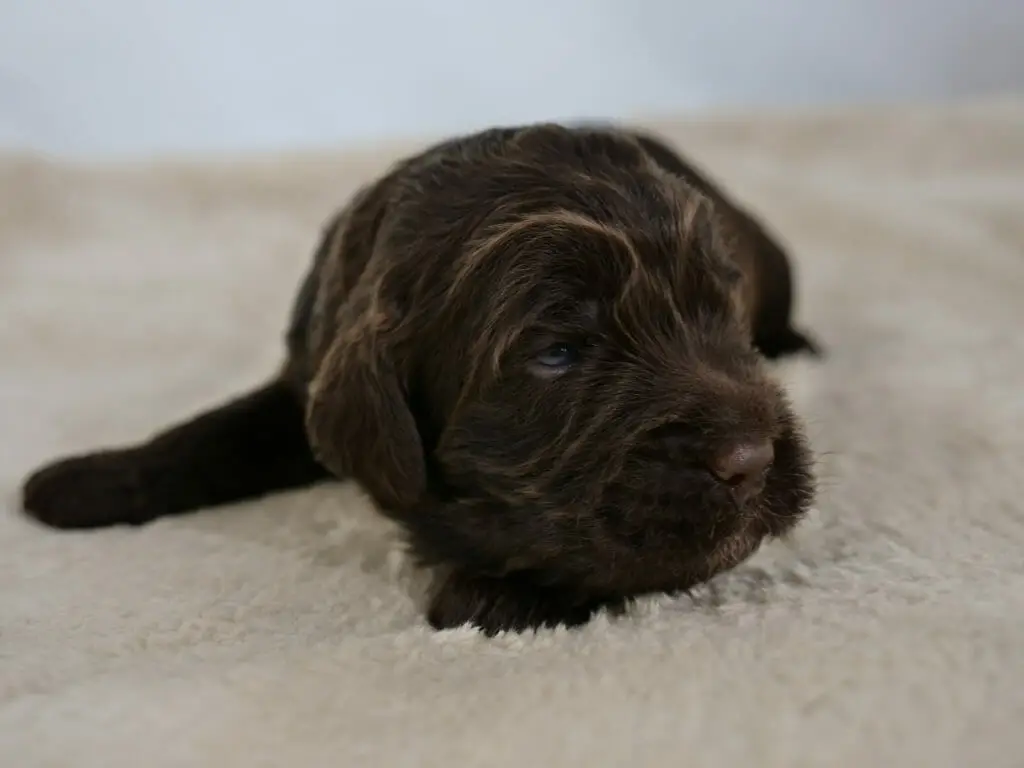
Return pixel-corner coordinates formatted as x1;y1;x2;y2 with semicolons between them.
21;123;819;635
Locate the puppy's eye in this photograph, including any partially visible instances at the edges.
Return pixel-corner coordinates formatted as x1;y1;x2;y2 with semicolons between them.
722;262;743;285
531;342;580;376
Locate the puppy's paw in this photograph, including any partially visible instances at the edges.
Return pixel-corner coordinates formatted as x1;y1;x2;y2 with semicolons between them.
756;326;823;360
427;569;620;636
21;450;165;529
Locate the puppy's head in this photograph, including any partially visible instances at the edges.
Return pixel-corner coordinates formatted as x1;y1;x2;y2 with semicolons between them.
307;125;815;599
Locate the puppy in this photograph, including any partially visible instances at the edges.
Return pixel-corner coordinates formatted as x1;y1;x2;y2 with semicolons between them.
21;123;819;635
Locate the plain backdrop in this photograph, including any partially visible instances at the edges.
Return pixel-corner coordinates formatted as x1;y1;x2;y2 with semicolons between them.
1;0;1023;158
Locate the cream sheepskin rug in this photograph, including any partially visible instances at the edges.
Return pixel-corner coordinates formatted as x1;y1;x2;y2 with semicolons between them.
2;99;1023;767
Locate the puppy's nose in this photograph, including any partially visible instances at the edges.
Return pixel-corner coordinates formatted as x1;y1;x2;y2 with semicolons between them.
710;439;774;498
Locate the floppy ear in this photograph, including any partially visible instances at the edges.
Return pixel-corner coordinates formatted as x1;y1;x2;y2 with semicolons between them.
304;305;426;512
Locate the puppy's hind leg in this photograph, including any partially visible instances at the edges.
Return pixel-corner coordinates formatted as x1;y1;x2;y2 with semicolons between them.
21;378;331;530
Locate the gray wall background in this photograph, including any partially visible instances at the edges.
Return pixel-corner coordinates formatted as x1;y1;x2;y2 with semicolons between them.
2;0;1022;157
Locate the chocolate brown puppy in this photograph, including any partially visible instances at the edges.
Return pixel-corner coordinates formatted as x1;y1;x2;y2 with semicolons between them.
21;123;819;635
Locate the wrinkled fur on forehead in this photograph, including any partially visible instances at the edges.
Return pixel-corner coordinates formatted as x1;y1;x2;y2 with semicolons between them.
443;200;742;390
373;124;719;299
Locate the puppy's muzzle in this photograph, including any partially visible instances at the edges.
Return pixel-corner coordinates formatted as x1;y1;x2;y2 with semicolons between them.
649;424;775;504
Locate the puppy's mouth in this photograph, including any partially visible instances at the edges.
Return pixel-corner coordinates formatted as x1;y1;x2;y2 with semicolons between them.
631;471;767;511
608;462;764;514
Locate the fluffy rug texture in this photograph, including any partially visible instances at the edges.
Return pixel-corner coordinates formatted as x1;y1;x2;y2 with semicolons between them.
2;100;1024;767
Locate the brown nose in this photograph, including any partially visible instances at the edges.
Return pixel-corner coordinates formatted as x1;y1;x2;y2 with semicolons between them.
710;440;774;499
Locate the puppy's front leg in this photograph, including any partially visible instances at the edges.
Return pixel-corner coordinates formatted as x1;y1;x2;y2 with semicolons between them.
21;378;330;529
427;568;623;635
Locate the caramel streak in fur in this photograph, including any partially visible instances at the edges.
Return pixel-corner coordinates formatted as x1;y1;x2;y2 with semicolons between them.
21;379;329;529
453;207;642;301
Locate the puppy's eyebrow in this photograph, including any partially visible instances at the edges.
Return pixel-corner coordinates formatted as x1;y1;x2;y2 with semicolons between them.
451;208;641;299
533;297;600;330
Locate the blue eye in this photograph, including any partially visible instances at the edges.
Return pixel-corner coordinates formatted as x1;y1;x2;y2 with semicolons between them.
533;342;580;373
723;262;743;286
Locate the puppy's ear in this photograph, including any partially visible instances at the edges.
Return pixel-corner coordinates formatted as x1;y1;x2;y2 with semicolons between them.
304;295;426;511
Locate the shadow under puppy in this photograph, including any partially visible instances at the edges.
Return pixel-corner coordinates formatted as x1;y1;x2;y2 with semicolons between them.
22;123;820;635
